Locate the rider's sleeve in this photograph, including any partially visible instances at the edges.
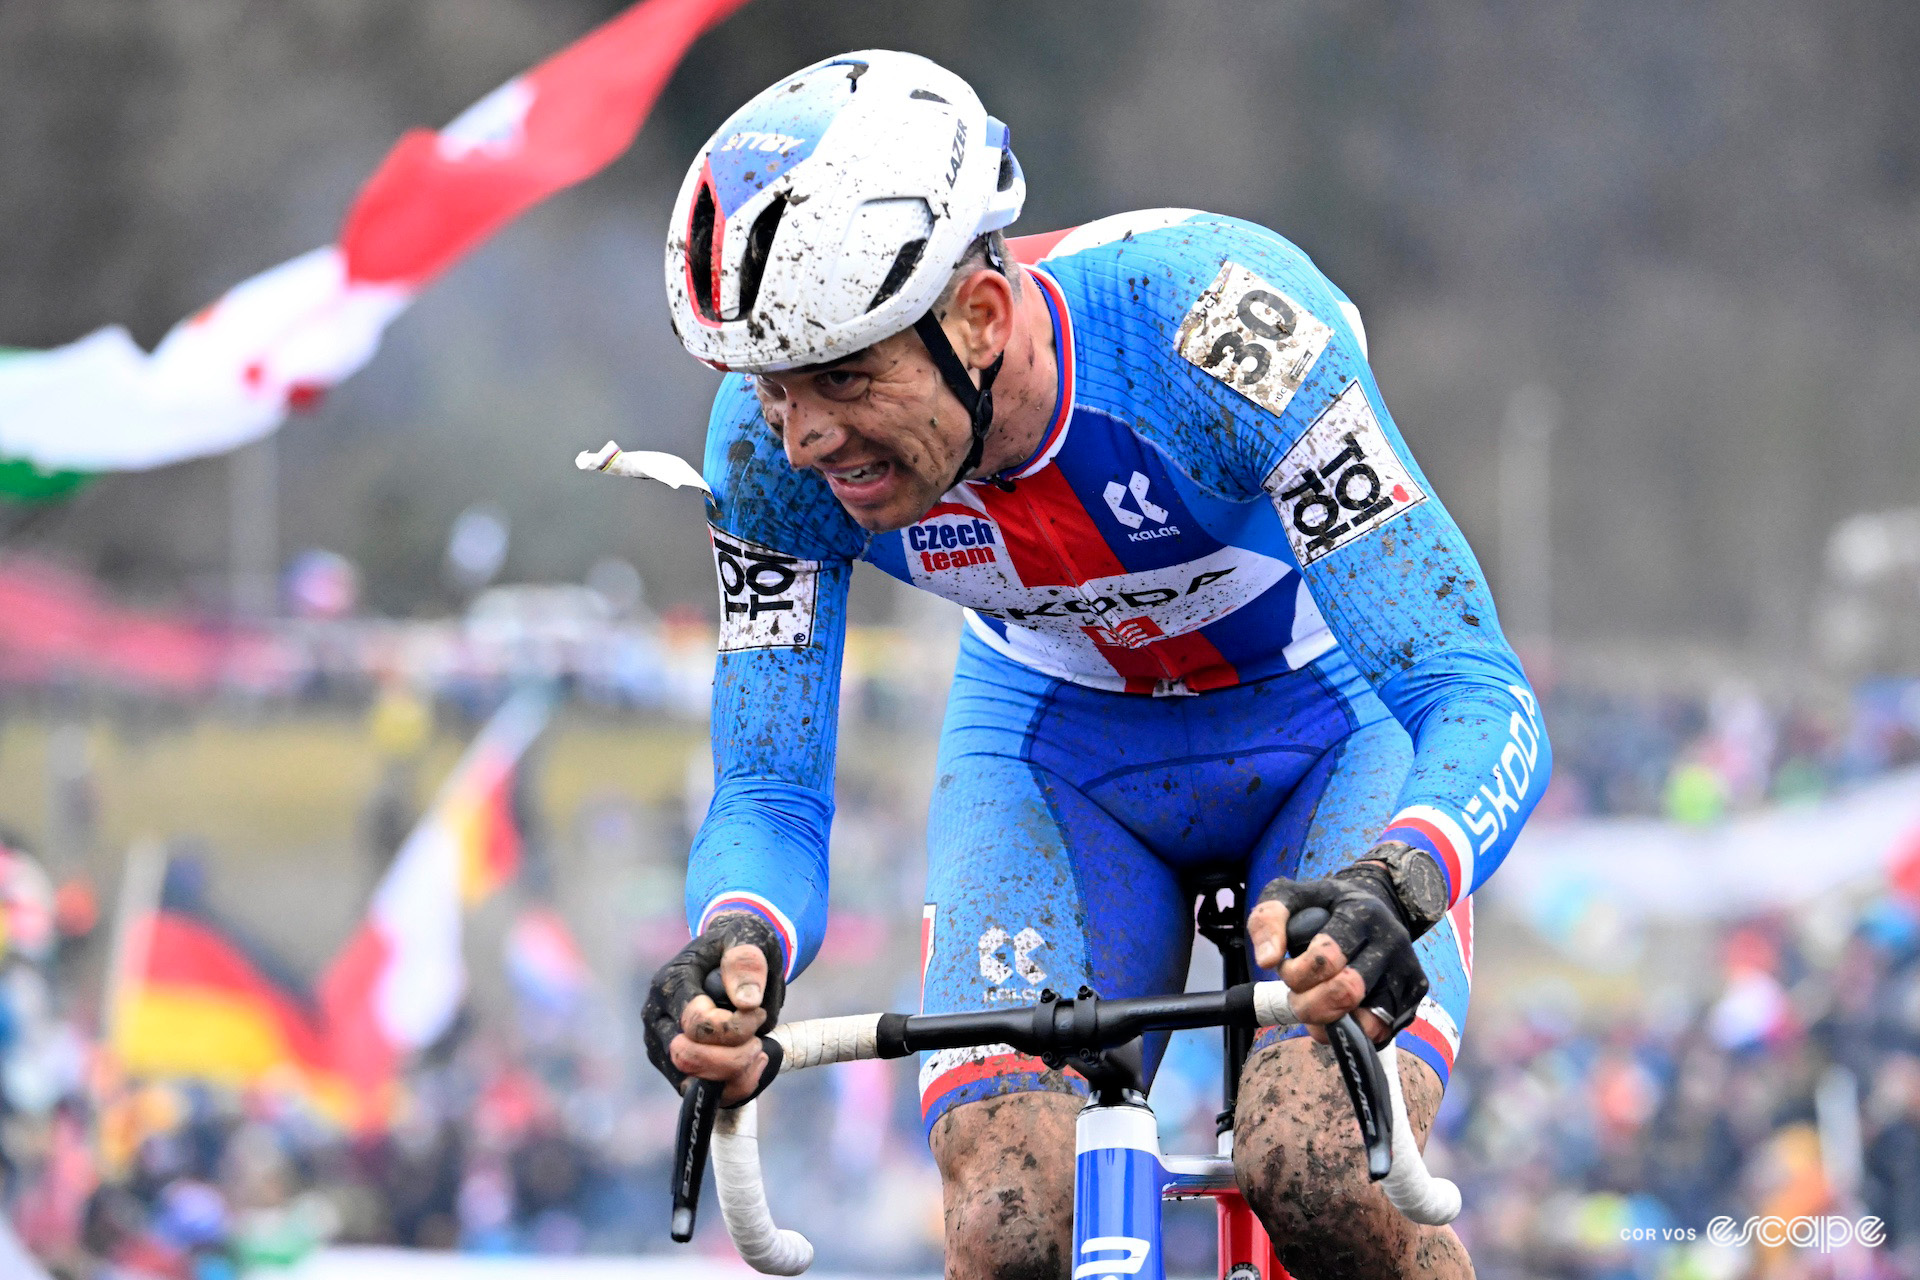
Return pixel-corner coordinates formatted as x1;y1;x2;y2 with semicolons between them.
1096;214;1551;905
685;376;867;978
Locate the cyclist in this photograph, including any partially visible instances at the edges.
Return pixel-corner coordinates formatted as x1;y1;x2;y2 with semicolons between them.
642;51;1550;1280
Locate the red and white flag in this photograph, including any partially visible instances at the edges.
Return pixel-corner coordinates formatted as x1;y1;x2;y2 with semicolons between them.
319;691;550;1127
0;0;749;475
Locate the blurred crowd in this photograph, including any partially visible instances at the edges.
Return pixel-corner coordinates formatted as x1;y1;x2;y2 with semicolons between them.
1437;867;1920;1280
1542;677;1920;823
0;749;951;1279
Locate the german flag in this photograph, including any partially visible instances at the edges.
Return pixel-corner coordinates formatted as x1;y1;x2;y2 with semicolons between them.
109;858;351;1120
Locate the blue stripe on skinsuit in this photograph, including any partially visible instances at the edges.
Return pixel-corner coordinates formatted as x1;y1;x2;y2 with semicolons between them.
920;638;1196;1133
1023;655;1352;868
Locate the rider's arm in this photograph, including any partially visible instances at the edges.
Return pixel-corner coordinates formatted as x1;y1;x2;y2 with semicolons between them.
1110;215;1551;908
684;377;867;980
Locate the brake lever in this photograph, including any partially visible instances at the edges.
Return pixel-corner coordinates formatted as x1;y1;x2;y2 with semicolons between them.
1325;1014;1394;1180
671;1077;725;1240
1285;906;1395;1182
669;968;736;1241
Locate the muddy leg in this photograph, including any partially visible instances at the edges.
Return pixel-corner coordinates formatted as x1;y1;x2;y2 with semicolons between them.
930;1091;1079;1280
1233;1037;1472;1279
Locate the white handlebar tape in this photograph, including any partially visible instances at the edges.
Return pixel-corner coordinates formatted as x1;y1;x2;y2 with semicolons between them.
714;1101;815;1275
1251;981;1300;1029
1377;1045;1463;1225
770;1014;885;1071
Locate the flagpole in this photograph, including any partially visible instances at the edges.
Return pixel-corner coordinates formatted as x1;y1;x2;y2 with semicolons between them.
103;840;168;1052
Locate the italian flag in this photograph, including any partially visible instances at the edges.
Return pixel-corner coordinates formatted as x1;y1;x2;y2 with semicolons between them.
0;0;750;498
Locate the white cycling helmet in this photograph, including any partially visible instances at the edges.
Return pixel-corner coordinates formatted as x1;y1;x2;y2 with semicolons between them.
664;50;1025;375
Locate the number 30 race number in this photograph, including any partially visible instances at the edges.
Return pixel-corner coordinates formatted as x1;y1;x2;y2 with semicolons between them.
1176;260;1334;419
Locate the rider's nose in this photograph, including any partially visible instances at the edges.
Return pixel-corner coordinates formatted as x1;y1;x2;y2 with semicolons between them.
780;400;846;471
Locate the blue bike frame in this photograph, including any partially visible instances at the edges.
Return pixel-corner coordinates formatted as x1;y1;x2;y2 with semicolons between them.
1075;1103;1166;1279
1075;1099;1282;1280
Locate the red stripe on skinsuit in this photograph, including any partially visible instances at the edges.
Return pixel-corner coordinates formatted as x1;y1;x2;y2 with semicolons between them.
976;465;1125;587
1448;897;1473;979
1403;1019;1456;1074
920;1052;1057;1117
1009;228;1075;264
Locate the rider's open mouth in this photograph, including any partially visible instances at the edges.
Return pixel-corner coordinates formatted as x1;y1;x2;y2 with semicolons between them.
824;460;893;495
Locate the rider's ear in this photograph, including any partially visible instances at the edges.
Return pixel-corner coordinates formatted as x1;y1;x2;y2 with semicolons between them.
947;268;1016;369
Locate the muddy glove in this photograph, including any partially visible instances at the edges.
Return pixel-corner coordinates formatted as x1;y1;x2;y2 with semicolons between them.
1255;841;1444;1041
642;912;786;1101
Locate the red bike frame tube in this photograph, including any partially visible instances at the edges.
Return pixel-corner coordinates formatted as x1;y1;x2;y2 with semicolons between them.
1218;1192;1285;1280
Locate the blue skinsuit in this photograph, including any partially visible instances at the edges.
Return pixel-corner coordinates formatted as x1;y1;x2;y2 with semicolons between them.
685;209;1551;1129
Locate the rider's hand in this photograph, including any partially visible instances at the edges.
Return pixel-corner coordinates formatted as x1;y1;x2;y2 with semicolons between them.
642;912;786;1105
1248;843;1443;1047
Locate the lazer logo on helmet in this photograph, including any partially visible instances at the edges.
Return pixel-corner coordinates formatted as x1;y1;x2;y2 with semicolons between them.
711;526;820;652
946;118;969;187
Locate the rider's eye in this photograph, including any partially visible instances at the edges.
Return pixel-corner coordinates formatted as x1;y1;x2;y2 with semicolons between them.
816;370;867;400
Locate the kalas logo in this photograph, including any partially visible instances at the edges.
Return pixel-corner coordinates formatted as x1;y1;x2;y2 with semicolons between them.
1104;473;1179;542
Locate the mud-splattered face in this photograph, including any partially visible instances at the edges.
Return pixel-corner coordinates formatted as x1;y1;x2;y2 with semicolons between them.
754;327;971;533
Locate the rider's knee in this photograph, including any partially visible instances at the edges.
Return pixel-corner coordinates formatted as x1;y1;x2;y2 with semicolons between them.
930;1091;1079;1280
1231;1038;1447;1276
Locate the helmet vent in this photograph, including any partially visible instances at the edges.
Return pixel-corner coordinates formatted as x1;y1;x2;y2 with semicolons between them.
868;237;928;311
687;183;719;322
734;194;788;320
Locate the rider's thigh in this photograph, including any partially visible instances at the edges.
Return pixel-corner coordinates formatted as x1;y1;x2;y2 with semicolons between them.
1245;668;1474;1093
1233;1038;1472;1280
919;640;1196;1134
930;1090;1080;1280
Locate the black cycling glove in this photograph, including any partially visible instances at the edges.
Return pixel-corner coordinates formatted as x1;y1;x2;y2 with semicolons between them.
1257;842;1443;1042
642;912;787;1098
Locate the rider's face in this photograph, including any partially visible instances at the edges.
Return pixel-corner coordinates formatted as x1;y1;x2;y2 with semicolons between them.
754;327;970;534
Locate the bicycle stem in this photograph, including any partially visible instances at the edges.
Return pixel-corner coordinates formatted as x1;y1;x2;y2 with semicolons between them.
883;984;1261;1060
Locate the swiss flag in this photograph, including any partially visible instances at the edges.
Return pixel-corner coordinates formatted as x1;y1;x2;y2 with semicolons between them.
342;0;752;288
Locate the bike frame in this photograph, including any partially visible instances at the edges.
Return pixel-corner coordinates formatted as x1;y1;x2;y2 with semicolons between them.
1075;883;1282;1280
1076;1097;1281;1280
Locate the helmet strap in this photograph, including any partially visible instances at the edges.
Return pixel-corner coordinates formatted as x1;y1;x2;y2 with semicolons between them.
913;312;1007;493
